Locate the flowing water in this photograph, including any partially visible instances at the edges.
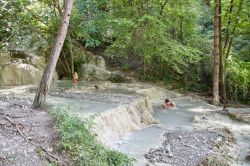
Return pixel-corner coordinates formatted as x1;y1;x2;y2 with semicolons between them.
115;97;250;166
0;81;249;166
114;97;219;165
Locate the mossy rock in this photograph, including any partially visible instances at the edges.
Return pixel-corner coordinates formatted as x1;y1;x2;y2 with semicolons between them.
108;73;126;83
229;112;250;124
198;155;229;166
0;52;11;65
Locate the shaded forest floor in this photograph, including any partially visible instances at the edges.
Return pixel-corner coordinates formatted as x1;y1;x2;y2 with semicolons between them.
0;96;70;166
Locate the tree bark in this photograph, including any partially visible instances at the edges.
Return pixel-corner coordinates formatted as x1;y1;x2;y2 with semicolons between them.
219;0;226;100
58;57;69;74
159;0;168;18
223;0;234;55
220;0;234;101
68;35;74;74
213;0;221;105
179;17;184;42
33;0;74;108
62;53;72;74
220;0;244;101
225;0;244;59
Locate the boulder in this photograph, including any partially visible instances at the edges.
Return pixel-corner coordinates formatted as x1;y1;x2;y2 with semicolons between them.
88;55;106;69
229;112;250;124
0;63;43;86
9;51;46;69
0;52;11;65
0;51;57;86
95;56;106;69
108;72;133;83
79;64;111;81
198;155;229;166
24;53;46;69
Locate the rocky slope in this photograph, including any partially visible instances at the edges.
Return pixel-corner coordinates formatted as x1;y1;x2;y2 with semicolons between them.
0;51;57;86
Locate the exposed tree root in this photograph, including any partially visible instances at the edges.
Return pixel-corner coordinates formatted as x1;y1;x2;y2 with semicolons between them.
4;116;29;142
3;115;62;164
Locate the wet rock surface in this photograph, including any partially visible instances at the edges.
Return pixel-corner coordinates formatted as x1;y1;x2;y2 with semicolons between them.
197;154;229;166
144;130;218;166
79;64;111;81
49;91;140;104
0;82;249;166
0;96;70;166
229;112;250;124
48;90;159;147
193;112;250;165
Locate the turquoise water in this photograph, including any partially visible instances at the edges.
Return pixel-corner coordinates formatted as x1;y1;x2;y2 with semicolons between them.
115;97;250;166
115;98;211;158
1;82;249;165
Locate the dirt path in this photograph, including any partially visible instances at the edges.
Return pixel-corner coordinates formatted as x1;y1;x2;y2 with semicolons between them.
0;96;69;166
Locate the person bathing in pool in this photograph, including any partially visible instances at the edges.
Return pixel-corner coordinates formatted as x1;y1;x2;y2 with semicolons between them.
161;99;176;110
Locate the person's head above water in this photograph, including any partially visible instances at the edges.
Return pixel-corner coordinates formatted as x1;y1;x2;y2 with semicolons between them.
165;99;170;103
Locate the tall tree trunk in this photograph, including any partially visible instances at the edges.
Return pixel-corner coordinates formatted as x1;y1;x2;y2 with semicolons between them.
219;0;226;100
220;0;244;101
220;0;234;101
179;17;184;42
63;53;71;74
225;0;244;59
159;0;168;18
58;57;69;74
68;35;74;74
213;0;221;105
223;0;234;54
33;0;74;108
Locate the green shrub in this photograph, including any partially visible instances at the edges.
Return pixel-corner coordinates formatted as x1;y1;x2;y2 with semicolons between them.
226;58;250;102
51;109;132;166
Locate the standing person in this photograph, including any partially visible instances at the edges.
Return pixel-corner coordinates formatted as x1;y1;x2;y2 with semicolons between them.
161;99;176;110
72;72;78;90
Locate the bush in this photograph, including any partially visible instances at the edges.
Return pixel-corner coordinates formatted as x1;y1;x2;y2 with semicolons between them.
226;58;250;102
51;109;133;166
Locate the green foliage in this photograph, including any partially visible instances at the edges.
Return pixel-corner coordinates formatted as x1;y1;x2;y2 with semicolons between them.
0;0;57;53
1;0;250;103
73;0;111;48
51;109;133;166
226;57;250;101
0;0;30;49
105;4;202;83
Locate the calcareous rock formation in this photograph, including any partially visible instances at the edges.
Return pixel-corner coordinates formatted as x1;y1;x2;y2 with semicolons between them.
0;51;57;86
92;96;159;146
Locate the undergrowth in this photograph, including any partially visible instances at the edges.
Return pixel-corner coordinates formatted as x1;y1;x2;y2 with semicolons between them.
51;109;133;166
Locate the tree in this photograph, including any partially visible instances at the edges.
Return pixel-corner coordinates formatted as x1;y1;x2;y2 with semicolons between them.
33;0;74;108
213;0;221;105
219;0;245;100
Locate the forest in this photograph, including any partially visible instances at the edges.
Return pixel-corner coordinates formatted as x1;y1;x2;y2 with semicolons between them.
0;0;250;166
1;0;249;104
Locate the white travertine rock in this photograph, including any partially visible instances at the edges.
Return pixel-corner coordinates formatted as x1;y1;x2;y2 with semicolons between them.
92;97;159;146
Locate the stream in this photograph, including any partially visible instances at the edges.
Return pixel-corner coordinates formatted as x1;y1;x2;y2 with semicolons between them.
114;97;219;165
115;96;250;166
0;81;249;166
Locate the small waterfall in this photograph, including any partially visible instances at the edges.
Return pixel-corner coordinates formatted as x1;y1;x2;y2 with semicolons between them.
92;97;159;146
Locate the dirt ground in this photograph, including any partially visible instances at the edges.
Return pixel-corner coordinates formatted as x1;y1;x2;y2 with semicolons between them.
0;96;69;166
